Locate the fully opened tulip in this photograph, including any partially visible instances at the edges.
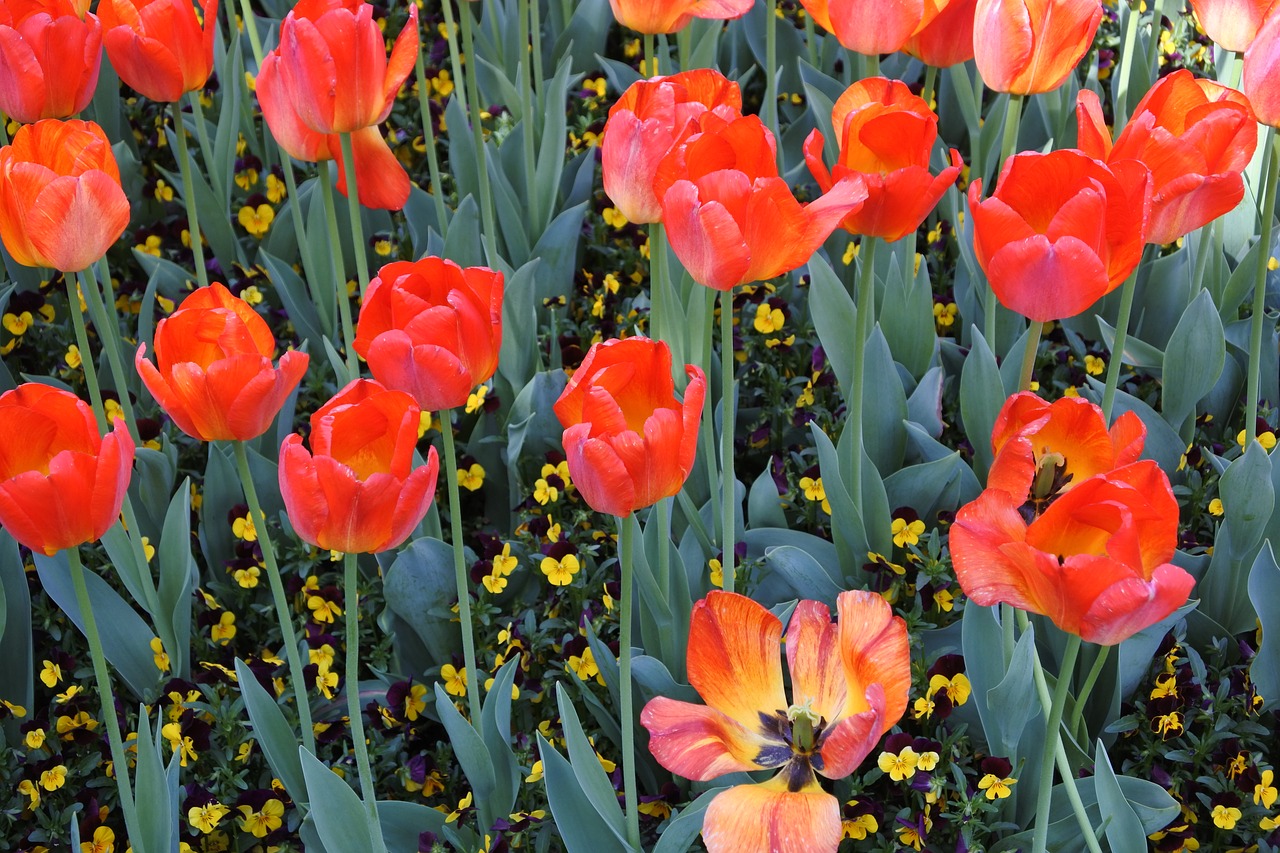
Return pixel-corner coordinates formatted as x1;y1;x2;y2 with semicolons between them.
655;113;867;291
901;0;977;67
603;69;742;224
968;148;1151;322
279;379;439;554
136;283;310;442
353;257;503;413
798;0;946;57
0;383;134;556
607;0;751;34
552;337;705;518
0;119;130;272
1076;72;1256;245
1244;12;1280;127
1190;0;1278;53
0;0;102;123
973;0;1102;94
951;393;1194;645
99;0;216;102
642;590;910;853
804;77;963;242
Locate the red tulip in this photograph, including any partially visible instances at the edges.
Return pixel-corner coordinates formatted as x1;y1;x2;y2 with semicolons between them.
655;113;867;291
552;337;705;518
353;257;504;413
951;392;1194;645
968;148;1151;322
0;0;102;123
135;283;310;442
100;0;216;102
607;0;751;34
901;0;977;67
1190;0;1278;53
603;69;743;224
0;383;134;556
1244;11;1280;127
0;119;130;273
798;0;946;56
804;77;963;242
279;379;439;554
973;0;1102;94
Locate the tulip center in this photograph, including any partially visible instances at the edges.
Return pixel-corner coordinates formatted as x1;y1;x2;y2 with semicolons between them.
1022;451;1073;522
786;700;822;753
754;700;830;792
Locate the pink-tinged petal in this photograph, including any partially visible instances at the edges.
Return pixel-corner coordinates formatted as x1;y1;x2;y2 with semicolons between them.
258;51;331;162
641;696;774;780
1146;172;1243;244
951;488;1059;613
1075;87;1113;160
973;0;1034;93
279;434;326;546
562;424;638;518
1109;410;1146;467
817;687;883;779
602;110;671;223
985;233;1109;322
326;125;411;211
378;5;418;122
785;600;847;723
385;445;438;552
825;0;924;55
677;366;706;483
101;26;183;102
28;169;129;272
365;330;472;413
312;6;381;132
701;778;842;853
835;591;910;730
0;26;44;122
1076;561;1195;645
280;16;338;132
687;591;787;729
660;179;751;291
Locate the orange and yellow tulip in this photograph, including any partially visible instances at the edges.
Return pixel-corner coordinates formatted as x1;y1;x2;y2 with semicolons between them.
0;0;102;123
1189;0;1278;53
973;0;1102;94
607;0;751;35
99;0;216;102
798;0;946;57
1244;11;1280;127
901;0;977;67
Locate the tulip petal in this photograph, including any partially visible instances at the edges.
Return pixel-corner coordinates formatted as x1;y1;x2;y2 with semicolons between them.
0;27;44;122
562;423;638;518
28;169;129;272
641;696;775;780
379;5;418;122
258;51;331;162
986;233;1109;322
365;330;472;413
1077;561;1195;645
101;26;183;102
817;688;883;779
701;778;842;853
836;590;910;730
784;600;847;723
327;125;412;211
660;178;751;291
824;0;923;55
687;591;787;730
951;488;1059;613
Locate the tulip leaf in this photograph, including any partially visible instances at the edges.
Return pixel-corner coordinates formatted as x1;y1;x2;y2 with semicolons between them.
445;96;480;212
989;774;1177;852
233;658;307;804
1117;600;1198;702
99;524;154;621
652;787;730;853
497;260;541;396
1220;440;1275;558
878;254;937;380
488;135;532;261
763;545;842;603
1082;378;1185;475
532;55;574;233
959;603;1006;756
550;0;611;75
860;327;908;474
631;654;700;706
157;480;196;681
434;683;497;814
958;326;1003;480
538;733;630;853
0;532;32;740
1247;543;1280;711
382;537;464;668
906;366;946;439
529;201;588;305
1094;317;1165;372
480;660;522;818
883;452;980;524
258;247;328;354
748;466;788;529
1161;290;1225;429
807;253;857;399
1094;740;1148;851
211;35;244;209
809;422;860;578
554;683;630;847
298;748;381;853
133;708;179;853
985;624;1041;758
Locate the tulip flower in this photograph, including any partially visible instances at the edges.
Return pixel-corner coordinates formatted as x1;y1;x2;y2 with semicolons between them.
274;0;418;136
552;337;705;518
0;383;134;556
1189;0;1278;53
0;0;102;123
803;77;963;242
279;379;439;554
607;0;751;35
968;148;1151;322
798;0;948;56
642;590;910;853
973;0;1102;94
1244;12;1280;127
135;283;310;442
99;0;216;102
0;119;130;273
603;69;743;224
901;0;977;67
655;113;867;291
353;257;503;413
1076;72;1256;244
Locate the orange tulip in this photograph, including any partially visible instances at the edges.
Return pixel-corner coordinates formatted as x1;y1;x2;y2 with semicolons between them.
655;113;867;291
135;283;310;442
803;77;963;242
968;148;1151;322
901;0;977;67
353;257;503;413
799;0;947;56
552;337;705;518
951;392;1194;645
0;0;102;123
100;0;216;102
279;379;439;554
274;0;418;135
602;69;742;224
642;590;910;853
1189;0;1278;53
0;383;134;556
1244;11;1280;127
0;119;130;273
973;0;1102;94
607;0;751;34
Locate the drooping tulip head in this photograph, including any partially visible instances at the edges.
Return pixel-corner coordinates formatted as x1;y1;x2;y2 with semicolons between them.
1243;11;1280;128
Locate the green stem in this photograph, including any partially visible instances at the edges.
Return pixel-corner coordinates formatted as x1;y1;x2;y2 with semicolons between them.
764;0;779;148
237;0;265;64
0;112;8;145
921;64;938;114
318;161;361;384
529;0;544;97
232;441;316;753
1031;633;1083;853
1001;602;1016;666
676;488;715;555
1246;129;1279;447
985;94;1023;349
1068;644;1111;740
849;238;879;521
343;551;387;850
699;287;719;522
1191;218;1219;298
616;514;641;851
414;50;451;238
644;32;657;76
719;289;736;594
677;26;692;70
458;1;499;265
1145;0;1173;81
1114;0;1142;127
1017;317;1042;393
78;266;140;444
441;411;483;725
188;92;216;186
172;102;209;289
65;277;107;432
338;132;372;301
803;11;817;68
518;8;539;231
1101;264;1141;422
440;0;468;115
649;222;666;352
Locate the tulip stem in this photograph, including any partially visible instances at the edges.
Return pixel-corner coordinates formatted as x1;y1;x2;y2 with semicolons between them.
188;93;216;191
615;513;642;851
1068;644;1111;740
701;288;719;514
414;49;451;237
985;94;1024;349
649;223;669;356
318;161;361;384
1031;632;1083;853
343;551;388;851
921;64;938;116
1016;318;1042;393
803;13;817;68
764;0;779;150
232;440;317;754
78;266;140;445
849;237;879;537
67;547;141;844
338;132;372;301
1101;264;1141;422
0;112;8;146
644;33;657;75
1114;0;1143;127
172;102;210;290
1246;128;1279;447
65;277;108;433
440;410;483;725
439;0;467;115
676;487;715;555
719;289;737;594
529;0;544;97
518;0;538;224
458;0;500;266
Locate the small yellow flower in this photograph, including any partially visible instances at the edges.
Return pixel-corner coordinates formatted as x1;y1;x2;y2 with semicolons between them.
842;241;858;266
25;727;46;750
40;764;67;791
403;683;428;721
1211;804;1241;829
232;513;257;542
151;636;171;673
601;207;627;229
917;751;940;772
891;517;926;548
978;774;1016;799
237;203;274;238
17;778;40;809
753;303;785;334
154;178;175;201
211;611;237;645
533;477;559;505
912;696;935;719
64;344;82;369
3;310;33;335
266;173;286;203
932;302;958;330
80;825;115;853
440;664;468;697
709;558;724;589
928;673;971;706
482;572;508;594
237;798;285;837
568;647;602;684
492;543;517;575
797;476;831;515
525;760;544;783
465;384;489;414
1256;769;1278;809
240;284;264;306
309;643;335;672
188;802;230;834
136;234;163;257
307;595;342;623
39;659;62;688
1208;498;1224;517
541;553;580;586
1238;429;1278;450
1084;354;1106;376
877;746;918;782
234;564;261;588
459;462;485;491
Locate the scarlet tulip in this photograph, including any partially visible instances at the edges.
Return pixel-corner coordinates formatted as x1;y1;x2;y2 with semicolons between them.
279;379;439;554
968;148;1151;322
0;0;102;123
0;383;134;556
607;0;751;35
798;0;946;56
603;69;743;224
135;283;310;442
0;119;130;273
1189;0;1278;53
274;0;418;135
1244;12;1280;127
353;257;503;413
973;0;1102;94
951;392;1194;646
901;0;977;67
99;0;216;102
642;590;910;853
552;337;705;518
655;113;867;291
803;77;963;242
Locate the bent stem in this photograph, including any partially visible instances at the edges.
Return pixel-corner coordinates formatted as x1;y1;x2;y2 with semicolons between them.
318;161;361;384
1246;128;1279;446
338;132;372;301
1032;632;1083;853
172;102;209;289
849;238;879;518
764;0;779;149
232;440;316;753
719;289;737;593
616;514;641;850
343;551;388;851
440;410;482;725
1101;264;1141;422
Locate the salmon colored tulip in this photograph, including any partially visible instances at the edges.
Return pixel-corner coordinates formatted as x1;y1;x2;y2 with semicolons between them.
0;0;102;123
973;0;1102;94
0;119;130;273
99;0;216;102
274;0;418;135
655;113;867;291
1076;73;1256;244
952;392;1194;646
0;383;134;556
552;337;705;518
803;77;963;242
1190;0;1278;53
603;69;743;224
607;0;751;35
1244;11;1280;127
968;148;1151;322
901;0;977;67
798;0;946;56
642;590;910;853
353;257;504;413
279;379;439;554
135;283;310;442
